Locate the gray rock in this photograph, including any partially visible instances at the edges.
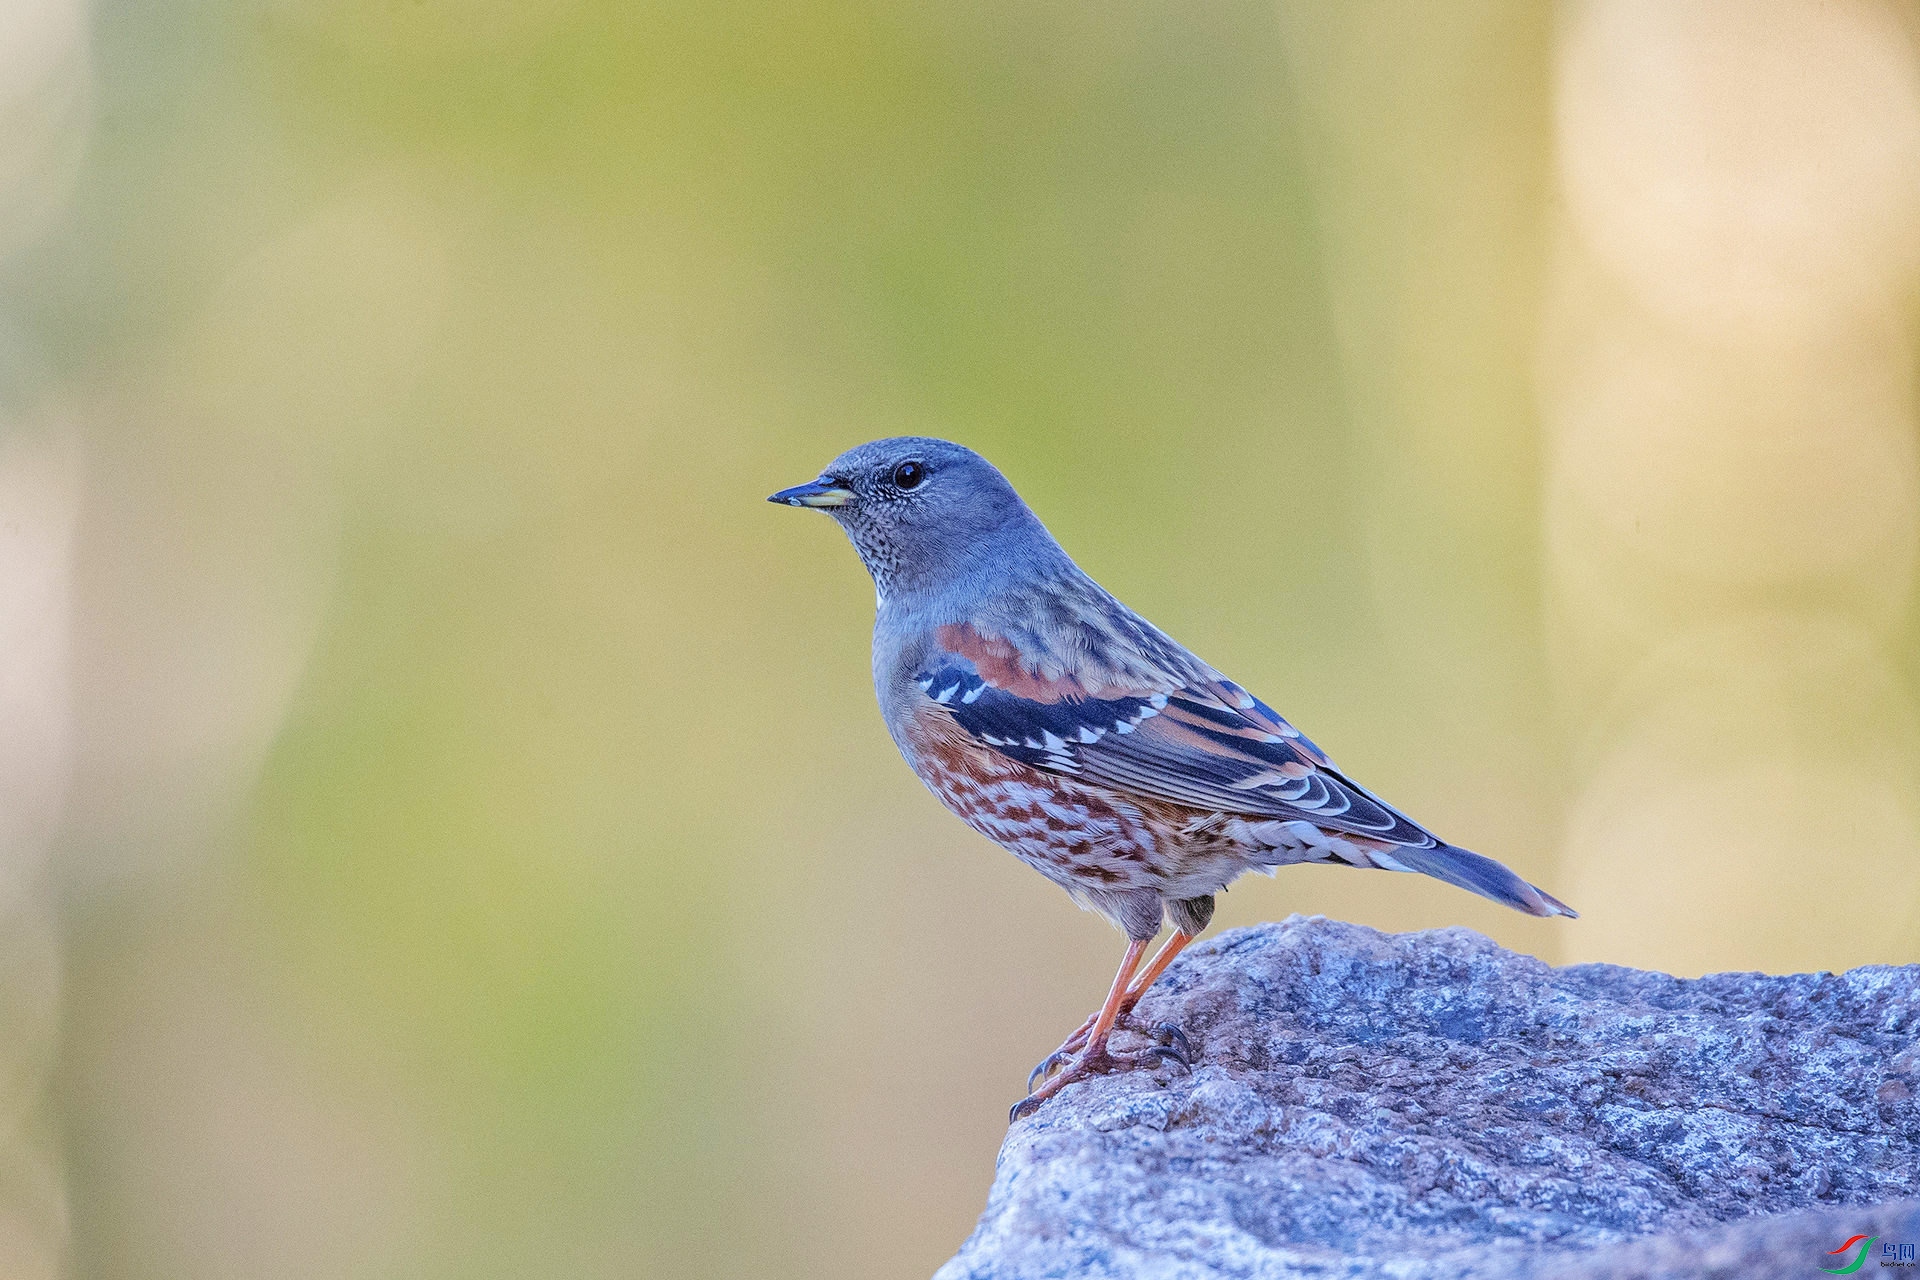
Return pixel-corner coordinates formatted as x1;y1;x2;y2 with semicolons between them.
937;916;1920;1280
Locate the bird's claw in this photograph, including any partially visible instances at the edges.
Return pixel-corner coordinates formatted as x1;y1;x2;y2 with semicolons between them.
1106;1022;1192;1072
1096;1019;1194;1072
1026;1012;1100;1091
1027;1050;1075;1095
1127;1043;1190;1071
1153;1023;1192;1063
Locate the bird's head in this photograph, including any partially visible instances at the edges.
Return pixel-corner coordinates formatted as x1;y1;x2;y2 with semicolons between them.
769;437;1052;604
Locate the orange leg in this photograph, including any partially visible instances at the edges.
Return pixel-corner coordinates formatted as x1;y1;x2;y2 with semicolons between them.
1028;930;1199;1090
1120;929;1196;1012
1012;938;1148;1119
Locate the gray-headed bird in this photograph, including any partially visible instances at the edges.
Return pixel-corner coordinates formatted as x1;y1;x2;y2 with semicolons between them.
771;438;1575;1119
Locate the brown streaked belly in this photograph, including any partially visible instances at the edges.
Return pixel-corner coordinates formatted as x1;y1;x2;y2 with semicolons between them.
897;701;1251;897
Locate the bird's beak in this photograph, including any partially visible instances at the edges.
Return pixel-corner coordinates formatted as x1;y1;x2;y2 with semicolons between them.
768;478;854;508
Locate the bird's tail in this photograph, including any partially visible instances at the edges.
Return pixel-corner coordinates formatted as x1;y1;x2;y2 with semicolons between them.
1380;842;1578;919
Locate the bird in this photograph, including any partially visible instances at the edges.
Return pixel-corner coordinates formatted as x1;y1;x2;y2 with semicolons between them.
770;438;1575;1119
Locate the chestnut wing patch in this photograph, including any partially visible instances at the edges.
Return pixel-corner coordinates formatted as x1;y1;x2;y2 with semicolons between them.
913;661;1165;772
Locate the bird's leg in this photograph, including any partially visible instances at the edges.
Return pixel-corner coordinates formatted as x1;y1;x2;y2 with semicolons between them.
1073;929;1201;1073
1012;938;1147;1120
1119;928;1196;1011
1026;930;1199;1091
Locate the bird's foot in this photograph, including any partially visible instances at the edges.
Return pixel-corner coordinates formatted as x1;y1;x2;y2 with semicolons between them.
1119;1021;1192;1069
1028;1012;1189;1091
1010;1048;1098;1122
1025;1013;1098;1094
1099;1021;1192;1075
1025;1006;1140;1093
1011;1022;1193;1122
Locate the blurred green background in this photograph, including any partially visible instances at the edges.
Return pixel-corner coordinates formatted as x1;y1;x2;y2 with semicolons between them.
1;1;1917;1276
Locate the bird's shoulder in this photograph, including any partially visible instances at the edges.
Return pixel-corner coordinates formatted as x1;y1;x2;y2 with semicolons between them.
942;571;1209;692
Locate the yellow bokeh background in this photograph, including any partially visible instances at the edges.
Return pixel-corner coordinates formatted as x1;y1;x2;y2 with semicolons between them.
0;2;1915;1276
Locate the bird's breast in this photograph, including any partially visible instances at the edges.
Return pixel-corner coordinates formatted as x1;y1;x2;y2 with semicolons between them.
890;697;1213;893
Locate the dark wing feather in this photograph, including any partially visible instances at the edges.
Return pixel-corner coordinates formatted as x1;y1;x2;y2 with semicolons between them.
911;651;1438;848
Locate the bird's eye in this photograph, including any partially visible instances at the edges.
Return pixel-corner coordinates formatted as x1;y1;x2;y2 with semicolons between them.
891;460;926;491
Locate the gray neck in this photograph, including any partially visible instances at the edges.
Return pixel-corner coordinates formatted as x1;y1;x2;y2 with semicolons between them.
862;512;1075;623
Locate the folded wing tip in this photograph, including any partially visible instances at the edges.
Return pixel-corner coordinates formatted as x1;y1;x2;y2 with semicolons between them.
1519;880;1579;919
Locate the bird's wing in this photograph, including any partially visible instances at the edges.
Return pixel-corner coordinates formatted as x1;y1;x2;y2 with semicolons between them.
914;619;1437;847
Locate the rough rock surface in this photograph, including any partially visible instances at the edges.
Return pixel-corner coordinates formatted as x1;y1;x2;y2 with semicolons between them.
937;916;1920;1279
